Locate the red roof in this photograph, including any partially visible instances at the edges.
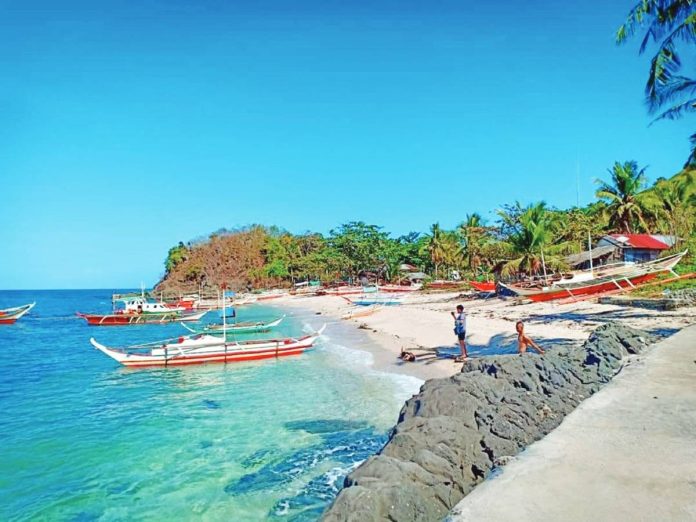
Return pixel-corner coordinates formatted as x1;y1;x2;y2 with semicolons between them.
609;234;670;250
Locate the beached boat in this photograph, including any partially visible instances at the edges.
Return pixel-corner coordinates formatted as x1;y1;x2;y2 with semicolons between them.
322;285;378;296
378;284;422;293
77;309;208;326
427;280;463;290
341;305;382;320
90;326;325;367
499;251;686;302
345;294;404;306
468;281;496;292
0;302;35;324
181;316;285;335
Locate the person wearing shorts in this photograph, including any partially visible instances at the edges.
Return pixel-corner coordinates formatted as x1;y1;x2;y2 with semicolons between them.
450;304;468;362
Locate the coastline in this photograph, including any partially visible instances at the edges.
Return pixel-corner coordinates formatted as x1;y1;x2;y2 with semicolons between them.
275;292;696;520
277;291;696;381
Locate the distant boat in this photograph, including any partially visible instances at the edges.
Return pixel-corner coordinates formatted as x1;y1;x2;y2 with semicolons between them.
0;302;35;324
427;280;463;290
378;284;422;293
322;285;378;296
499;250;686;302
77;310;208;326
468;281;496;292
346;294;404;306
90;326;325;367
181;316;285;335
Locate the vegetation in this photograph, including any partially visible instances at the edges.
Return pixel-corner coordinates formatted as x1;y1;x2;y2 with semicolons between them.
617;0;696;166
155;166;696;294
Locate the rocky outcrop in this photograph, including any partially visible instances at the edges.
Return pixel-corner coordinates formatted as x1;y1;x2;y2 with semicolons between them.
322;323;655;522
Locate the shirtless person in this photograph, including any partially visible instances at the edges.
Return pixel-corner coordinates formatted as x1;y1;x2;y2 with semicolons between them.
516;321;544;355
450;305;468;362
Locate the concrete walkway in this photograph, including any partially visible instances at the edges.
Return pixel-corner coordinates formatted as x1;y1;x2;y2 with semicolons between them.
448;325;696;522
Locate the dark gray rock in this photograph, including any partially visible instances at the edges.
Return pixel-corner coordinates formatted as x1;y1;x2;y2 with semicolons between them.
321;323;655;522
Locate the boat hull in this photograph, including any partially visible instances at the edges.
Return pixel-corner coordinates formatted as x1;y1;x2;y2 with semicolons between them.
469;281;496;292
77;310;207;326
90;329;323;367
524;272;659;302
0;303;35;324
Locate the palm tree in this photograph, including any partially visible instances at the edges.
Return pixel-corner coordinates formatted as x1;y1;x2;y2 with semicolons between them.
426;223;447;278
459;213;488;272
499;202;574;277
617;1;696;166
595;161;652;233
649;171;696;241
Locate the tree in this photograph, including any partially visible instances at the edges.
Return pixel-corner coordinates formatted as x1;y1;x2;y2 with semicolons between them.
459;213;491;272
595;161;652;233
425;223;447;278
498;202;574;276
649;170;696;241
164;242;189;273
617;0;696;166
328;222;391;279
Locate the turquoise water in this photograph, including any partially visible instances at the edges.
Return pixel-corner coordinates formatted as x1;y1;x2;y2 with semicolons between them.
0;290;421;521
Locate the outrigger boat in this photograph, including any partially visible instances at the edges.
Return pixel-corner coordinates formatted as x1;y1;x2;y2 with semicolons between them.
378;284;422;293
0;302;35;324
180;316;285;335
90;325;326;367
77;310;208;326
499;250;687;303
468;281;496;292
345;294;404;306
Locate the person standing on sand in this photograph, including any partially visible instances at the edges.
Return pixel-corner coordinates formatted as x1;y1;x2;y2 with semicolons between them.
451;305;468;362
516;321;544;355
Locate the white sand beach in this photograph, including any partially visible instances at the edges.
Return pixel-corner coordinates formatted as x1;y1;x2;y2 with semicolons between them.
278;291;696;381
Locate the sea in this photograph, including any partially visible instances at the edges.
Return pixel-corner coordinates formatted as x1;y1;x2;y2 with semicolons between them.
0;290;423;521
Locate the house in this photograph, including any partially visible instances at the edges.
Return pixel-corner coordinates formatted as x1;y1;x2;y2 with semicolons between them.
596;234;672;263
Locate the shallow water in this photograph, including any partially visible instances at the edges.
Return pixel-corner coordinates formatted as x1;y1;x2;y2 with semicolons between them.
0;290;422;521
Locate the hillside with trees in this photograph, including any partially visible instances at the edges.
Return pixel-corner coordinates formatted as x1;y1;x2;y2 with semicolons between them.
155;166;695;294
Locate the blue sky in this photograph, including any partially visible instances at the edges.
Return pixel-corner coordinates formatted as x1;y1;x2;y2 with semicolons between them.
1;0;692;289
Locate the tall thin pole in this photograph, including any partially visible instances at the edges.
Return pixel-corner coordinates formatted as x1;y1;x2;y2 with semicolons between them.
576;158;580;208
541;249;549;286
588;232;594;276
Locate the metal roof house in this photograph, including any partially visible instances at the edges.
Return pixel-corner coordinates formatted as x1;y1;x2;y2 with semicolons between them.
596;234;672;263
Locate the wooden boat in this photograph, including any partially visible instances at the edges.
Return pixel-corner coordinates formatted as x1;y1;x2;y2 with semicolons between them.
468;281;496;292
180;316;285;335
89;326;326;367
427;280;463;290
345;294;404;306
378;284;422;293
500;250;686;302
322;285;378;296
0;302;35;324
341;305;382;320
77;309;208;326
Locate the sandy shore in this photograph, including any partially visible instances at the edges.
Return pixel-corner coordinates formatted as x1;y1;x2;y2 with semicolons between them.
446;324;696;522
278;291;696;382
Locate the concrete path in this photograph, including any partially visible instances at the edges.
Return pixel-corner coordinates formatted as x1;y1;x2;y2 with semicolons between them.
448;325;696;522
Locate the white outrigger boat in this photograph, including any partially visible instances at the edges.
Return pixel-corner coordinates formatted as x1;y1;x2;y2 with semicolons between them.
180;316;285;335
90;325;325;367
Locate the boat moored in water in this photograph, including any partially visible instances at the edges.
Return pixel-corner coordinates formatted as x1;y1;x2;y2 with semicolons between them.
90;325;326;367
181;316;285;335
77;309;208;326
0;302;35;324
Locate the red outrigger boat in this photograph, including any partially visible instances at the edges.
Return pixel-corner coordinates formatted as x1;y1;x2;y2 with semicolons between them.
90;326;325;367
468;281;496;292
77;310;208;326
499;251;686;303
0;303;35;324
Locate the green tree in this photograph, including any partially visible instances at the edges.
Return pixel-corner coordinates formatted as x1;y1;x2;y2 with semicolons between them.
595;161;652;233
617;0;696;166
649;171;696;241
165;242;189;273
498;202;574;276
328;222;391;279
459;213;491;272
